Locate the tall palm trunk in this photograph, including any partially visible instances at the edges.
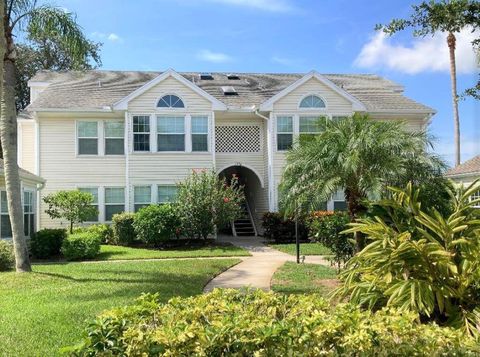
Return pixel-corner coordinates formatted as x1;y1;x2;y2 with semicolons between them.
346;189;366;252
1;26;31;272
447;32;461;167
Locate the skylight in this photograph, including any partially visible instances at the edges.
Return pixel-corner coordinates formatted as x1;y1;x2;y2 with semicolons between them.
221;86;237;95
200;73;214;80
227;74;240;80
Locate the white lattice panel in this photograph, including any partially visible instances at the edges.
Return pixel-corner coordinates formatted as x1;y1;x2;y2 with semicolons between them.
215;125;261;153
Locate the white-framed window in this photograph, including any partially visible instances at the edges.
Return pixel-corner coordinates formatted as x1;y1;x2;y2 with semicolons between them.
158;185;177;203
299;116;323;143
23;190;35;237
0;191;11;238
104;121;124;155
332;190;347;211
299;95;326;109
133;115;150;152
471;190;480;208
134;186;152;212
276;116;293;151
77;121;98;155
157;94;185;108
78;187;99;222
105;187;125;221
157;116;185;152
191;116;208;152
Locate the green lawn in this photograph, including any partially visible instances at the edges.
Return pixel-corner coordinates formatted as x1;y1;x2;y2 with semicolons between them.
271;262;338;295
270;243;332;256
95;243;250;260
0;259;239;356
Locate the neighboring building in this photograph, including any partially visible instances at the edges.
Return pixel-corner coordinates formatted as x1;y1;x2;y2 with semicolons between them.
0;160;44;239
445;155;480;208
18;69;434;234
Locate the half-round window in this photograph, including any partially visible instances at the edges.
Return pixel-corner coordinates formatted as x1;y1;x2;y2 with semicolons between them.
157;95;185;108
299;95;326;109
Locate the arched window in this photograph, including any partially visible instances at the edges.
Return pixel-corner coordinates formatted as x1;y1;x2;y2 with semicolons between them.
157;95;185;108
299;95;326;109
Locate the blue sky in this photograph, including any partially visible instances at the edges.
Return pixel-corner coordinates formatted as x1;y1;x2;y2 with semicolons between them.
57;0;479;166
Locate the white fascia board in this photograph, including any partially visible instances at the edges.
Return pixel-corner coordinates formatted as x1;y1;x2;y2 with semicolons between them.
259;70;367;112
27;81;51;88
113;69;227;111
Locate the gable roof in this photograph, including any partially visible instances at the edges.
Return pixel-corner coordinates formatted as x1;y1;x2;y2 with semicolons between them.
259;71;366;111
0;160;45;184
445;155;480;177
113;69;227;110
26;70;435;113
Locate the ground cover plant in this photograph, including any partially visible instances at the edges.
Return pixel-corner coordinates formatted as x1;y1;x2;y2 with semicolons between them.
0;259;239;356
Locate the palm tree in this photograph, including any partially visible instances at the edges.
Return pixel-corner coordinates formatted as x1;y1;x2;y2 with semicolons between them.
280;114;444;251
378;0;480;167
2;1;95;272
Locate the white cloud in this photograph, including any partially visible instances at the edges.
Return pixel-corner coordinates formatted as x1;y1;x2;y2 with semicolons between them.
272;56;296;66
208;0;294;12
355;29;479;74
197;49;233;63
91;32;123;43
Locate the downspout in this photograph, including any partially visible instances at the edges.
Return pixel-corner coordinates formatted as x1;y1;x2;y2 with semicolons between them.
124;111;130;212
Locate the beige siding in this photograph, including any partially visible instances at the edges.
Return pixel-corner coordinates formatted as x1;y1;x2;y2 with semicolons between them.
129;77;212;113
20;121;35;173
273;77;353;113
38;116;125;228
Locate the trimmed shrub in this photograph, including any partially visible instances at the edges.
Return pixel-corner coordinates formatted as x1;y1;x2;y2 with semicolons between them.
68;289;479;356
0;240;14;271
262;212;308;243
133;204;180;247
30;228;67;259
61;232;101;261
111;213;136;246
74;224;113;244
307;211;353;269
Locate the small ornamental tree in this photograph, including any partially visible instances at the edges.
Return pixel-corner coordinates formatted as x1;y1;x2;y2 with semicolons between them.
43;190;98;233
176;170;244;239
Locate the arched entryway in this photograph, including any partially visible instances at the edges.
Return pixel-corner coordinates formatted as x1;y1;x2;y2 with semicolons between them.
218;165;264;236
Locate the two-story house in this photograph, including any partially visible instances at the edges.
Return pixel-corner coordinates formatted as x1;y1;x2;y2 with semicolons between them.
16;69;434;236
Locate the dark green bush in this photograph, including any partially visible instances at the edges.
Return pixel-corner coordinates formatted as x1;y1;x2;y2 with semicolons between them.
30;228;67;259
61;232;101;261
262;212;308;243
111;213;136;246
68;289;479;356
0;240;14;271
134;204;180;247
308;211;353;269
73;224;113;244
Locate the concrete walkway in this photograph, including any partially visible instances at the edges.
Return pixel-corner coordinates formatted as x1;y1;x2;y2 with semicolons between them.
204;236;330;292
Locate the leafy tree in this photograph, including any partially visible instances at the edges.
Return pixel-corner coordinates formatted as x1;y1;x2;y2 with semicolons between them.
15;37;101;111
377;0;480;167
334;180;480;336
43;190;98;234
2;1;97;272
280;114;444;251
176;170;244;239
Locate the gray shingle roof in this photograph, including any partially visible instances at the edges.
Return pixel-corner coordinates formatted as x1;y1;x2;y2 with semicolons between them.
445;155;480;177
27;70;434;113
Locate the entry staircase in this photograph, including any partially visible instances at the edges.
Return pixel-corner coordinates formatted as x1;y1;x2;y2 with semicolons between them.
232;201;257;236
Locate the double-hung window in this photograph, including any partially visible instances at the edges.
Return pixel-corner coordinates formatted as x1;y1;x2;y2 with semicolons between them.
134;186;151;212
23;191;35;237
158;185;177;203
105;187;125;221
157;116;185;152
77;121;98;155
133;116;150;152
191;116;208;152
332;190;347;211
299;116;323;144
0;192;11;238
78;187;99;222
471;190;480;208
105;121;124;155
276;116;293;151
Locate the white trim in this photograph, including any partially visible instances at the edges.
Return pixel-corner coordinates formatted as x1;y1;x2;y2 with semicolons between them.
154;93;187;110
113;69;227;111
298;94;328;110
267;112;275;211
217;163;265;188
211;112;216;168
17;122;23;167
124;112;131;212
259;71;367;112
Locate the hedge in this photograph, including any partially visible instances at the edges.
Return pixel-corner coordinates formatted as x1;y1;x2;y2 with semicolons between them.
0;240;14;271
30;228;67;259
111;213;136;246
262;212;308;243
61;232;101;261
134;204;180;247
67;289;479;356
